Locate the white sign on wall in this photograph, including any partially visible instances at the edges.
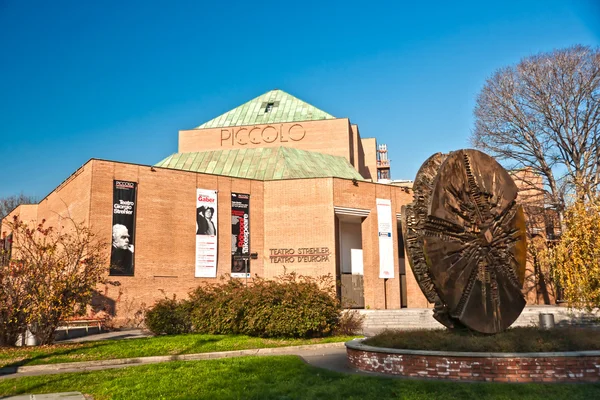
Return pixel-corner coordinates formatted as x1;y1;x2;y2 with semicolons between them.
351;249;364;276
195;189;218;277
376;198;395;279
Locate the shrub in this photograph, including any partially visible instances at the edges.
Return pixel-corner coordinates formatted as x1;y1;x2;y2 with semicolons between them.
0;260;34;346
188;280;246;335
148;272;343;338
236;274;340;338
145;297;192;335
334;309;365;335
1;216;108;346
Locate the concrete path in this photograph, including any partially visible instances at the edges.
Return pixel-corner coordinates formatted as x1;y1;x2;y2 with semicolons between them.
3;393;85;399
58;329;151;343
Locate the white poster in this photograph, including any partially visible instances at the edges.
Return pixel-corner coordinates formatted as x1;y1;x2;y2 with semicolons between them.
195;189;218;277
377;198;395;279
351;249;364;276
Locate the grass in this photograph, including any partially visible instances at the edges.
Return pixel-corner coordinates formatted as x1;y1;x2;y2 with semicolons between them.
1;356;599;400
0;333;357;368
364;326;600;352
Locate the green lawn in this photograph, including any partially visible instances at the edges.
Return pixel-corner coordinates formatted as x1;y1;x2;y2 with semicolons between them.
0;334;356;368
1;356;598;399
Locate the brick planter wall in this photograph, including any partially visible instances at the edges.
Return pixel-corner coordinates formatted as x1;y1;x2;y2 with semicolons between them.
346;339;600;383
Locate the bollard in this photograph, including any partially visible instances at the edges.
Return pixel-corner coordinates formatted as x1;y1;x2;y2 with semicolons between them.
24;328;38;346
539;313;555;330
15;328;38;346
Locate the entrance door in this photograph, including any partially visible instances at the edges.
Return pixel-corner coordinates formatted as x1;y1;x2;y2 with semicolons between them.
337;216;364;308
397;218;407;308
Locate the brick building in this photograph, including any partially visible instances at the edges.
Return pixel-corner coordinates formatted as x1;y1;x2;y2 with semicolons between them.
3;89;429;322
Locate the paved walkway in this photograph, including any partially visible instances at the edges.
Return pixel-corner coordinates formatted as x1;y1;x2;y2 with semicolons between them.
58;329;151;343
4;393;86;399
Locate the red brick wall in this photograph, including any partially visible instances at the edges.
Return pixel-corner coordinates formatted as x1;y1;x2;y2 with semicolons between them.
2;204;38;237
350;124;359;173
333;179;427;309
512;169;557;305
86;160;266;321
361;138;377;181
263;178;336;279
3;158;431;322
36;163;94;232
353;126;370;180
347;347;600;383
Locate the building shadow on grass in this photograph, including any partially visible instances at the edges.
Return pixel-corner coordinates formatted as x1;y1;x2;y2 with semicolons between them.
0;341;114;374
172;336;222;356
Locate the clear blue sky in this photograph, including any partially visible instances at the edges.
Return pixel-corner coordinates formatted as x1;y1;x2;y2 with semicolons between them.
1;0;599;199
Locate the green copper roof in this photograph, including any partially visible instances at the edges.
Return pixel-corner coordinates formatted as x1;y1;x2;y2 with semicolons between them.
155;147;363;181
196;89;336;129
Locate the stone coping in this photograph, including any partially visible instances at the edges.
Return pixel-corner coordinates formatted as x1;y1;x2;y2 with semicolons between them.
345;338;600;358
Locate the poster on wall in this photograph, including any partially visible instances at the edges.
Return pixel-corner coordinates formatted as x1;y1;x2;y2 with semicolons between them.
196;189;218;277
0;234;12;265
110;180;137;276
376;198;395;279
231;193;250;278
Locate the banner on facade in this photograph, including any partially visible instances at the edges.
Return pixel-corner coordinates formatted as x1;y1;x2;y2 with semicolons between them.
196;189;218;277
231;193;250;278
376;198;395;279
0;233;12;265
110;180;137;276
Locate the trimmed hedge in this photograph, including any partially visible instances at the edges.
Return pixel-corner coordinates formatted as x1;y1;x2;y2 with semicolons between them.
145;273;361;338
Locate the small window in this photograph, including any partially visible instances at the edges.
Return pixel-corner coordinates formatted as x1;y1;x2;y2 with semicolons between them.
265;103;274;113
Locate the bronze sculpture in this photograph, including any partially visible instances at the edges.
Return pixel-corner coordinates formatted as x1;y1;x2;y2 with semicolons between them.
402;149;527;334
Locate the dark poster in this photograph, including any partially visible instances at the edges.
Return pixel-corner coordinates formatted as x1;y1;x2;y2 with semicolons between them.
110;180;137;276
0;234;12;265
231;193;250;278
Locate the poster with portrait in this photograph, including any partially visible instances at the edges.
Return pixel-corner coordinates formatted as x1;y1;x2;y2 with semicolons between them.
376;198;395;279
231;193;250;278
196;189;218;277
110;180;137;276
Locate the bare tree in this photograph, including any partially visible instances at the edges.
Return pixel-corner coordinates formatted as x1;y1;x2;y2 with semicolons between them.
0;193;37;219
472;45;600;220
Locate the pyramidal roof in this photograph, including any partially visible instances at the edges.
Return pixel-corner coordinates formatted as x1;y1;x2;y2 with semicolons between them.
154;147;363;181
196;89;336;129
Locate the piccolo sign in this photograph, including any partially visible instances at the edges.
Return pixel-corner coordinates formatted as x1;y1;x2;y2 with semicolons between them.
221;124;306;146
269;247;330;263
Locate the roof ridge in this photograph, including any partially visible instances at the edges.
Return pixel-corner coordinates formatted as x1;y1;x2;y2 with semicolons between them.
195;89;335;129
280;147;294;179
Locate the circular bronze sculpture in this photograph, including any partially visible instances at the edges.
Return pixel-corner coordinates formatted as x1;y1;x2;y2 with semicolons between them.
402;149;527;334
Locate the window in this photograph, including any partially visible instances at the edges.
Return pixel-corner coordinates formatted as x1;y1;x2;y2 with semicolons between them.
265;103;274;113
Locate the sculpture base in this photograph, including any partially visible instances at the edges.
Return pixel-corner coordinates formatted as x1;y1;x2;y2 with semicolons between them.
346;339;600;383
